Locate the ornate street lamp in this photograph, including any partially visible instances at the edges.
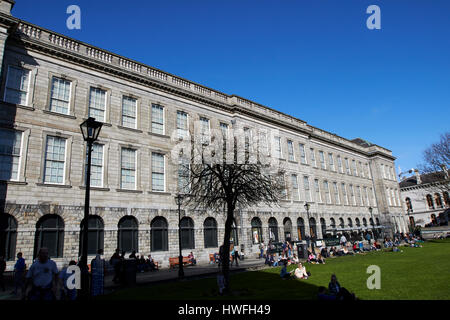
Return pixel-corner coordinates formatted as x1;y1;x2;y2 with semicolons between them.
304;203;314;251
175;193;185;279
79;117;103;298
368;206;376;240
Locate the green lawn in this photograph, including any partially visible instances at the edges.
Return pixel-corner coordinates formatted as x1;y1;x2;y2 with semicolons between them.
101;239;450;300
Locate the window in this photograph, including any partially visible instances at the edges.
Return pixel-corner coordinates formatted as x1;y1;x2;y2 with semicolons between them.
199;117;210;144
337;156;343;173
49;77;71;114
0;129;22;181
328;153;335;171
151;217;168;252
180;217;195;249
4;66;30;105
283;218;292;241
333;182;340;205
309;218;317;239
299;143;307;164
386;188;392;206
345;158;351;174
303;176;311;202
79;216;104;256
204;218;218;248
352;160;358;176
151;104;164;135
405;197;413;211
390;167;395;181
152;153;165;192
310;148;317;167
251;217;263;244
177;111;188;138
287;140;295;161
426;194;434;209
274;137;282;158
258;131;268;156
86;143;103;187
443;192;450;207
178;157;190;194
323;181;331;204
268;217;279;242
44;136;66;184
319;151;326;169
320;218;327;238
297;218;305;241
220;122;228;138
1;214;17;261
120;148;136;190
369;187;374;207
356;186;363;206
118;216;138;253
88;87;106;122
121;96;137;129
291;174;299;201
364;187;369;207
341;183;349;205
355;218;361;228
348;218;353;228
435;193;443;208
314;179;322;203
350;184;356;205
358;162;364;178
366;163;371;179
34;215;64;258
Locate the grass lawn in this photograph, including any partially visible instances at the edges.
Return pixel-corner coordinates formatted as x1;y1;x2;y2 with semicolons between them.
101;239;450;300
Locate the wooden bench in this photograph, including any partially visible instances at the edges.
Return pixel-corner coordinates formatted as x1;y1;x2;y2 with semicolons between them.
169;257;194;268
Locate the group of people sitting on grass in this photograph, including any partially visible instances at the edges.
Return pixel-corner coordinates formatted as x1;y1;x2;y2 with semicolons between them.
279;261;310;280
109;249;158;282
317;274;358;301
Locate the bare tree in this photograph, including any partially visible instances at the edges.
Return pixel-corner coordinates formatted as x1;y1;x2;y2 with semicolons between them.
175;124;286;293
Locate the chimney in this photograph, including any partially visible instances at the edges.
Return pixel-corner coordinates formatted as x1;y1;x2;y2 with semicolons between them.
441;164;449;180
0;0;15;15
414;169;422;184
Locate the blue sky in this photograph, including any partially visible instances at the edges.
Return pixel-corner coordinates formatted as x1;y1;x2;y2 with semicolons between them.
13;0;450;177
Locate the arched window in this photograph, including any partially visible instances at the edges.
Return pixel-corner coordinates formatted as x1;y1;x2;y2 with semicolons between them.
151;216;168;252
431;214;437;225
362;218;367;227
426;194;434;209
297;217;305;241
376;218;380;226
35;215;64;258
355;218;361;227
1;214;17;261
320;218;327;238
369;218;374;227
330;218;336;229
309;217;317;239
339;218;344;229
268;217;279;242
435;194;443;208
443;192;450;206
118;216;138;253
79;216;104;256
405;197;413;211
283;217;292;241
251;217;263;244
180;217;195;249
409;216;415;228
347;218;353;228
203;217;217;248
230;219;239;245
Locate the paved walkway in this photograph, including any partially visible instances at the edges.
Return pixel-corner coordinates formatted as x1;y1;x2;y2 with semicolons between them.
0;257;267;300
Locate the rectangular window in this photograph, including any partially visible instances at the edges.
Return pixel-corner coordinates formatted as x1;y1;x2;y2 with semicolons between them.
49;77;71;114
386;188;392;206
121;148;136;190
44;136;66;184
345;158;351;175
86;143;104;187
333;182;340;205
337;155;343;173
303;176;311;202
366;163;371;179
323;181;331;204
319;151;326;169
356;186;362;206
299;143;307;164
4;66;30;106
358;162;364;178
220;123;228;138
88;87;106;122
274;137;282;158
176;111;188;138
122;96;137;129
178;157;190;194
310;148;317;167
291;174;299;201
341;183;349;205
151;104;164;135
328;153;335;171
314;179;321;203
369;187;374;207
287;140;295;161
0;129;22;181
391;167;395;181
381;164;386;179
258;131;268;156
350;184;356;205
152;153;165;192
364;187;369;207
352;159;358;176
200;117;210;144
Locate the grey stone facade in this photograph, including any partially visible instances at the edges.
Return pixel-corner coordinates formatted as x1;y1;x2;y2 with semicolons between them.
0;4;407;270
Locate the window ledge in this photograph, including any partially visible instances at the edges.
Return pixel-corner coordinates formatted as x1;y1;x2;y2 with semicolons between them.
0;180;28;185
43;109;76;119
1;101;35;111
116;189;143;193
288;160;298;164
36;183;72;188
117;125;143;133
148;191;172;195
148;132;170;139
79;186;110;191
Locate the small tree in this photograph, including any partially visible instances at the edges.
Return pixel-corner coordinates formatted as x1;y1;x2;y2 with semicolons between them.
174;123;286;293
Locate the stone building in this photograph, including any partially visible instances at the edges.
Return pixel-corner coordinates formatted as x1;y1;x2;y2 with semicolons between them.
0;1;406;269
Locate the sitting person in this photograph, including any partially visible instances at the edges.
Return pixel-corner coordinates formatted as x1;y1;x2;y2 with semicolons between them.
328;274;357;301
292;262;308;279
279;261;291;279
316;253;326;264
320;246;329;258
147;254;156;271
188;252;196;265
307;252;317;263
291;254;299;264
317;286;336;301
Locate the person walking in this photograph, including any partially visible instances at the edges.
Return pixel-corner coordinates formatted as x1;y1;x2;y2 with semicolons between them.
91;249;105;296
13;252;26;296
23;247;59;300
110;248;121;283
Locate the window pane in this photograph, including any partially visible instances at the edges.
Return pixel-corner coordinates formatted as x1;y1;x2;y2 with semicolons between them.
0;130;22;181
5;66;30;105
152;153;165;191
88;88;106;122
122;96;137;128
151;104;164;134
50;77;71;114
44;136;66;184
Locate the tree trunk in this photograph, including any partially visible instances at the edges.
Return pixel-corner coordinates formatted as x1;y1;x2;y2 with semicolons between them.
221;201;234;293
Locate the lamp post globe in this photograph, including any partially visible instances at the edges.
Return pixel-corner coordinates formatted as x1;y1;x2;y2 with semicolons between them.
79;117;103;298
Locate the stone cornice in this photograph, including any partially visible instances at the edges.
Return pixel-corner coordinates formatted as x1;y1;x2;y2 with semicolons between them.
3;16;395;160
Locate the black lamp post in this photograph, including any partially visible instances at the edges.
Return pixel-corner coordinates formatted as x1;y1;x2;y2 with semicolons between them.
80;117;103;298
368;206;376;240
175;193;185;279
304;203;314;251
